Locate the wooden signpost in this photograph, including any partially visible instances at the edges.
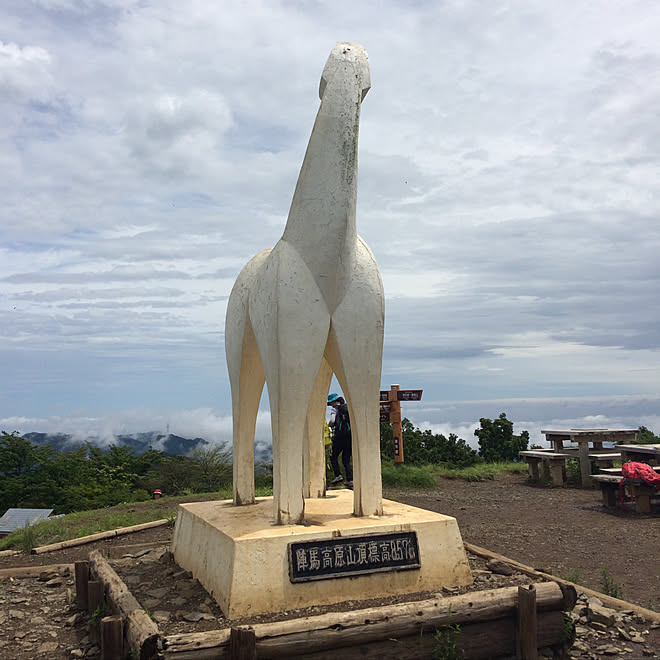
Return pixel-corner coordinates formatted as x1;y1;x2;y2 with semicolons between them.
379;385;423;463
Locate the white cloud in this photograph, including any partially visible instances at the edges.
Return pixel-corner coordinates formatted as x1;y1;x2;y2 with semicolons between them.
0;1;659;439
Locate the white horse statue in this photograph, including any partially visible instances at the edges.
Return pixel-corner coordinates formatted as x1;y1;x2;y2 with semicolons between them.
225;42;384;524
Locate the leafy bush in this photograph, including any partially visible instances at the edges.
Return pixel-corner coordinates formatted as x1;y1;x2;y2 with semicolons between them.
474;413;529;463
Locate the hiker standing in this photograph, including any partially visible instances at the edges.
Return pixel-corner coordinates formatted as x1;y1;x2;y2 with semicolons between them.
327;392;353;488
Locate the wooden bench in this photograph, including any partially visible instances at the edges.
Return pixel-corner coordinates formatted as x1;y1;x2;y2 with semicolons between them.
519;451;569;485
591;474;659;513
600;465;660;476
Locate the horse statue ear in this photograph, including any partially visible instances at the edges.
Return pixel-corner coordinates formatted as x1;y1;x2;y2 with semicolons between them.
319;42;370;102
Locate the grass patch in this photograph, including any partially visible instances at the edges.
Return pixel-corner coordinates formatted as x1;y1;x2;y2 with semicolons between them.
381;464;438;488
600;568;623;599
0;486;273;551
434;462;527;482
562;569;582;584
381;461;527;488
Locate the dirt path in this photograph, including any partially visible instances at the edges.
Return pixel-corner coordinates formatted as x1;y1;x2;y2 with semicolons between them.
388;474;660;612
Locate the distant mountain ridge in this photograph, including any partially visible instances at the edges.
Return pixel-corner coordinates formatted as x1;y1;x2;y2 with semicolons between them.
23;431;209;456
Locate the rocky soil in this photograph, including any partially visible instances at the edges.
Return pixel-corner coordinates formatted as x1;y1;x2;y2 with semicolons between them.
1;474;658;658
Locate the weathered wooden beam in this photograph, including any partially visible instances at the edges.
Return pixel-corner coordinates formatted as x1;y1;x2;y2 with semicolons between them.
88;579;104;615
300;612;564;660
465;542;660;623
0;563;73;579
31;519;168;555
75;560;90;611
89;549;160;660
161;611;565;659
101;614;124;660
162;582;566;658
229;627;256;660
516;584;537;660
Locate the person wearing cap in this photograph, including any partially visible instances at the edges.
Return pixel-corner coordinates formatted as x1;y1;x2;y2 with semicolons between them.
327;392;353;488
152;489;162;500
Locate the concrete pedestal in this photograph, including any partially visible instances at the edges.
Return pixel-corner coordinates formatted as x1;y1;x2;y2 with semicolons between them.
172;490;472;617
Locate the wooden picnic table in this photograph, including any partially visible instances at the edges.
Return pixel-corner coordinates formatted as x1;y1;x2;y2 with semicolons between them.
617;443;660;465
541;428;638;487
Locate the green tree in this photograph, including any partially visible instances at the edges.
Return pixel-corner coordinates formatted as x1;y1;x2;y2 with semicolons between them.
191;444;232;491
474;413;529;462
637;426;660;444
380;419;479;468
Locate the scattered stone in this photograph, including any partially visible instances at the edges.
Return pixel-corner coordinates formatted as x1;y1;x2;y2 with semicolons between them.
630;634;646;643
8;609;25;619
133;548;153;558
171;596;187;607
151;610;171;623
37;641;59;653
182;612;204;622
485;559;514;576
65;613;83;626
37;571;58;582
87;644;100;656
617;626;632;641
124;574;141;585
45;577;63;588
70;650;84;658
147;587;169;599
588;603;616;627
30;616;46;624
596;644;622;655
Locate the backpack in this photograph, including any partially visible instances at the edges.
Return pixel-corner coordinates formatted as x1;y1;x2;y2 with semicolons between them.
621;461;660;485
334;404;351;438
619;461;660;509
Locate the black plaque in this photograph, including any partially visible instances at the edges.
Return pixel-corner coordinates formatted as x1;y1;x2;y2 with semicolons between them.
397;389;423;401
380;401;392;413
288;531;420;582
379;391;390;402
380;412;391;423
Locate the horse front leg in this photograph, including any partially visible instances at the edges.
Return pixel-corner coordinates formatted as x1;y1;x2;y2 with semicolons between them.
303;358;333;498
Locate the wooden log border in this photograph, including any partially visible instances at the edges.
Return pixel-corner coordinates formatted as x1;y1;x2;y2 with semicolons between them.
464;542;660;624
89;549;160;660
0;563;74;578
161;581;573;659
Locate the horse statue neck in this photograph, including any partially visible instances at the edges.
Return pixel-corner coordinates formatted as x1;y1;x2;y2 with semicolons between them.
282;42;370;310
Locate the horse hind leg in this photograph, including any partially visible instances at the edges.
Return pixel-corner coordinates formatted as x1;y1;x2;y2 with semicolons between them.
226;271;266;506
230;321;265;505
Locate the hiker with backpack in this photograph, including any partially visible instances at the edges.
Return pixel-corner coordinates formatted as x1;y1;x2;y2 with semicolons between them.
327;392;353;489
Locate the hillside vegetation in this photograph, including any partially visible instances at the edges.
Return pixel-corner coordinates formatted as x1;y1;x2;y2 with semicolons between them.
1;413;534;514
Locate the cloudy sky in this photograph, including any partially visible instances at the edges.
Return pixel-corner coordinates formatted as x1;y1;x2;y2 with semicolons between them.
2;0;659;450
